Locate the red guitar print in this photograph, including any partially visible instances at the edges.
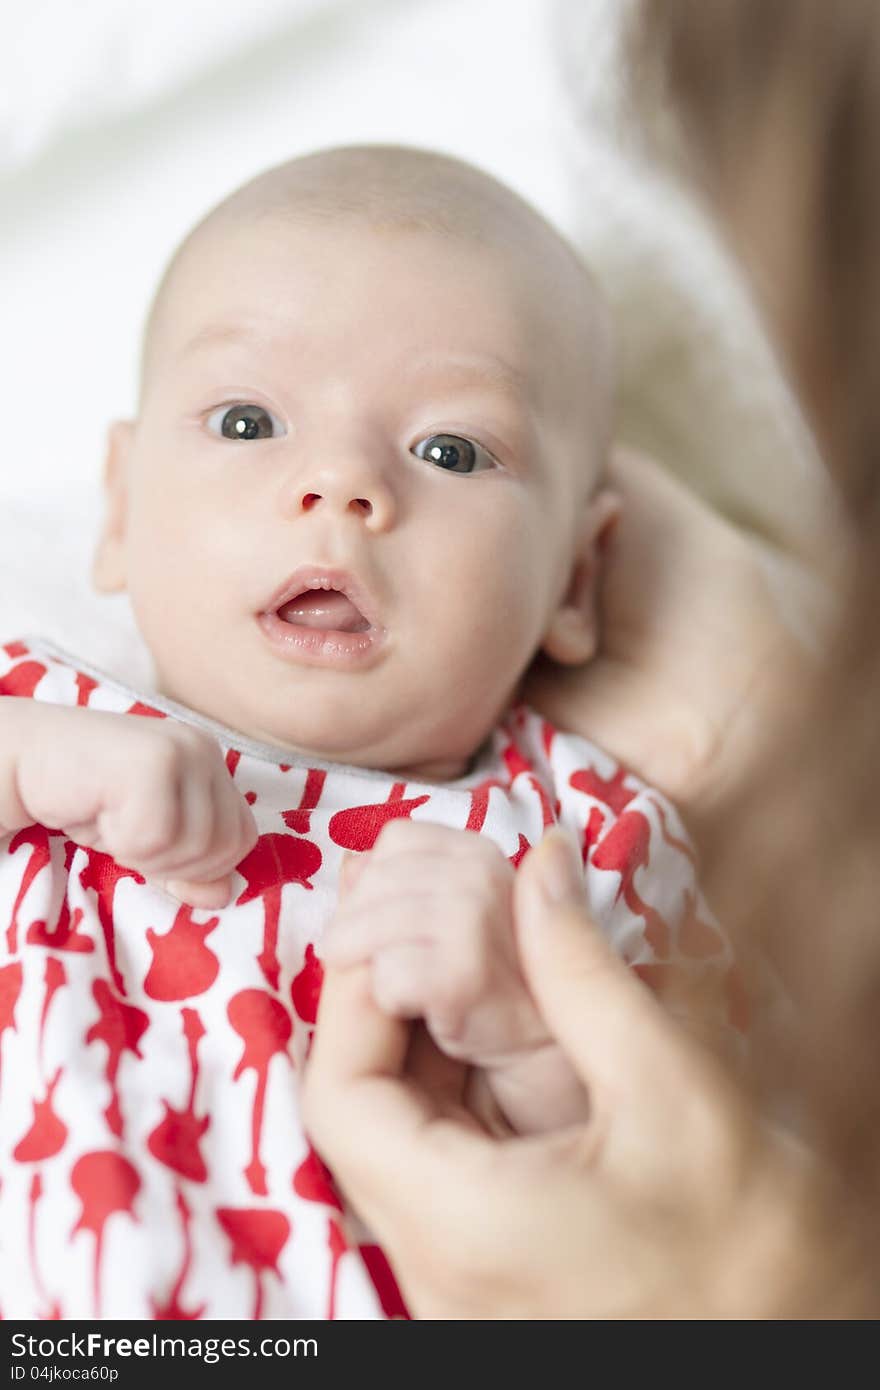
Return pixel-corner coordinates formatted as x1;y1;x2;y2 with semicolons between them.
0;656;47;698
147;1009;209;1182
591;811;671;957
570;764;638;815
501;743;555;827
27;1174;61;1320
0;961;23;1096
282;768;327;835
290;944;323;1026
326;1218;348;1320
74;673;99;707
215;1208;291;1320
85;981;150;1138
292;1145;343;1211
465;778;506;833
144;906;220;1001
1;639;32;660
150;1189;206;1320
27;842;93;955
70;1152;141;1317
582;804;606;857
540;717;557;759
13;1068;68;1162
508;833;531;868
228;990;293;1195
5;825;59;953
647;795;698;868
37;956;67;1074
329;783;431;852
359;1244;410;1319
77;849;147;997
235;835;322;990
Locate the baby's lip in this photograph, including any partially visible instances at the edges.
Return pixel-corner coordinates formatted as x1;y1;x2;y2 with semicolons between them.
259;564;383;631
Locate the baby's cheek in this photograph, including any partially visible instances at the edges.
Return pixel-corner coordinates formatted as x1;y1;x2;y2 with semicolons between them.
458;563;547;681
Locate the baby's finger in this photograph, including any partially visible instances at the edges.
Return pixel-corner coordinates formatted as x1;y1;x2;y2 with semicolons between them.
369;818;495;865
333;868;442;921
138;766;215;876
371;942;438;1019
158;776;254;885
155;794;253;910
323;899;438;966
62;820;106;851
163;873;234;908
338;850;371;898
181;778;255;884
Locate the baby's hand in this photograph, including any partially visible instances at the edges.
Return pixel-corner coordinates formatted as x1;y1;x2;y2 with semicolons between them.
6;703;258;907
322;819;588;1133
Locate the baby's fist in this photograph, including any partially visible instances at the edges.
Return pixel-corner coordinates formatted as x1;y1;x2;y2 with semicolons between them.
13;706;258;908
325;820;545;1062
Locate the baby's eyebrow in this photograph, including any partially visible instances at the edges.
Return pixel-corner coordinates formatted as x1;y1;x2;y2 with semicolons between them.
176;322;269;360
404;354;531;405
175;329;533;411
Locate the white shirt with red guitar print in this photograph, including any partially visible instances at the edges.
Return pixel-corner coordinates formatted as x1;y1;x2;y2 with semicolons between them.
0;637;739;1320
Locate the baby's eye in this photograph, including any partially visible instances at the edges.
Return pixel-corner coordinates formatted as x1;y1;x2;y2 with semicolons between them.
411;433;496;475
206;403;286;441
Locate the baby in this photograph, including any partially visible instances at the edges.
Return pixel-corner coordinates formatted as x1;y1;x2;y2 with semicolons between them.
0;146;732;1320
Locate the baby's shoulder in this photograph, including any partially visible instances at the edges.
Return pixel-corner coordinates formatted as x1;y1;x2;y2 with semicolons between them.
0;636;157;718
503;703;692;845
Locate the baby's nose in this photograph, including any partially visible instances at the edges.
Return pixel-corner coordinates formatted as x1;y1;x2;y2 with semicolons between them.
301;491;374;519
281;458;397;531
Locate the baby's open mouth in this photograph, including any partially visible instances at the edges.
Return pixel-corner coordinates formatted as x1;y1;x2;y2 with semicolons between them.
257;566;385;670
277;589;371;634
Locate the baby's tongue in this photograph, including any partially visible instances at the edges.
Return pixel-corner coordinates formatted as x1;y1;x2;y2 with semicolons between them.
277;591;369;633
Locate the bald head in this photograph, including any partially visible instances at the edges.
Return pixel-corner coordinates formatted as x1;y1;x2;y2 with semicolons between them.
140;145;615;470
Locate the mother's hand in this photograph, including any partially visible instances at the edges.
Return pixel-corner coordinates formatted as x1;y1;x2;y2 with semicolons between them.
523;451;827;836
303;834;843;1319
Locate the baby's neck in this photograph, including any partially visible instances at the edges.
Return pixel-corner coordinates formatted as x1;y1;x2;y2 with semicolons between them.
392;752;473;783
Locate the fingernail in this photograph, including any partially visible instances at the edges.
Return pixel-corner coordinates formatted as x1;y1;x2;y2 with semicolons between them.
536;831;583;905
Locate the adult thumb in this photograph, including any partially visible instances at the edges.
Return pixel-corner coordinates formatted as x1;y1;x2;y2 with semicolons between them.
513;831;686;1101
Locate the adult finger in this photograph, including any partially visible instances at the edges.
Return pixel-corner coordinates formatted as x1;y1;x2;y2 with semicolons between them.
303;962;488;1234
514;831;696;1104
307;961;410;1097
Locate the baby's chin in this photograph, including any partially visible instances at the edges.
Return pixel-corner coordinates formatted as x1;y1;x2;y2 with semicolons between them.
246;718;476;782
155;675;476;780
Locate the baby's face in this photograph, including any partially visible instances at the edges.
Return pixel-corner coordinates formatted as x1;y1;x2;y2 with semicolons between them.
98;216;606;777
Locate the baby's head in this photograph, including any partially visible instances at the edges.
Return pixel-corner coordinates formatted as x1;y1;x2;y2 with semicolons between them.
94;146;617;778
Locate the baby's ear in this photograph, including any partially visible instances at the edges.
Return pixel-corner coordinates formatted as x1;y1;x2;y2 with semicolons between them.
92;420;134;593
541;488;620;665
